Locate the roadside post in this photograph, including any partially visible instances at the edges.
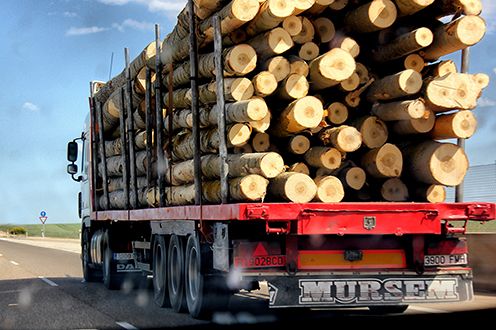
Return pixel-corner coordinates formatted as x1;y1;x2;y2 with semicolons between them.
39;210;47;238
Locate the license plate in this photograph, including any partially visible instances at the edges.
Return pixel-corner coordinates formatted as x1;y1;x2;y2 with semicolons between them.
424;254;467;266
234;255;286;268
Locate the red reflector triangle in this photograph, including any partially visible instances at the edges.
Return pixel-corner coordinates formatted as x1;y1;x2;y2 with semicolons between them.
253;243;268;257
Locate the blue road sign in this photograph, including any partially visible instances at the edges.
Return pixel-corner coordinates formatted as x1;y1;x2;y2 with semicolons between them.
40;211;46;217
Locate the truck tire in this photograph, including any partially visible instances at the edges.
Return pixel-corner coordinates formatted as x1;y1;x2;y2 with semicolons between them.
368;305;409;314
82;227;102;282
152;235;170;307
102;230;123;290
167;235;187;312
185;234;230;319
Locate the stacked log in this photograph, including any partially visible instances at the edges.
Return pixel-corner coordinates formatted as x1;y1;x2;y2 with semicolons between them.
93;0;489;209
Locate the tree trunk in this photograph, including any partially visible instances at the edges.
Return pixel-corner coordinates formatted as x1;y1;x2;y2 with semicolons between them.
381;178;409;201
252;71;278;97
271;96;324;136
313;176;345;202
262;56;291;82
353;116;388;149
293;17;315;44
313;17;335;43
309;48;356;90
282;16;303;36
298;42;320;61
402;141;469;186
288;56;309;77
305;147;342;170
247;27;294;61
361;143;403;178
394;0;435;16
392;109;435;134
269;172;317;203
421;15;486;61
318;125;362;153
372;27;433;62
252;132;271;152
245;0;296;37
366;69;422;102
344;0;397;33
372;99;426;121
431;110;477;140
287;162;310;175
326;102;348;125
287;134;311;155
412;184;446;203
276;74;309;100
203;175;269;202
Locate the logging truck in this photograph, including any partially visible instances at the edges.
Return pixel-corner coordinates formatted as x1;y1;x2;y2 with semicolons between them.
67;0;495;319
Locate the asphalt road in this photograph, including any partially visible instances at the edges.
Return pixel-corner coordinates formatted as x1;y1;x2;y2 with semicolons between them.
1;240;496;329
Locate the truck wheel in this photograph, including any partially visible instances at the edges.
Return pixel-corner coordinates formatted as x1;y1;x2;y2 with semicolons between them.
185;234;230;319
152;235;169;307
102;231;123;290
82;227;102;282
167;235;187;312
368;305;409;314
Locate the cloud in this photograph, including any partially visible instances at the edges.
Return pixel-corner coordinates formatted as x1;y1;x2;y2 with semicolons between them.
65;26;107;36
22;102;40;112
477;97;496;107
63;11;78;18
113;19;154;32
98;0;185;13
481;0;496;33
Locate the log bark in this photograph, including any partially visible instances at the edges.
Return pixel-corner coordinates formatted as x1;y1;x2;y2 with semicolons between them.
298;42;320;61
381;178;409;201
309;48;356;90
269;172;317;203
247;27;294;61
314;176;345;202
412;184;446;203
292;17;315;44
402;141;469;186
344;0;397;33
287;134;311;155
366;69;423;102
262;56;291;82
394;0;435;16
431;110;477;140
353;116;388;149
318;125;362;153
245;0;296;37
271;96;324;136
372;27;433;62
429;0;482;18
313;17;335;43
288;56;309;77
252;132;271;152
101;188;150;209
108;176;148;193
203;98;269;125
361;143;403;178
327;102;348;125
223;29;248;46
305;147;342;170
191;78;254;106
233;144;253;153
282;16;303;36
393;109;435;134
372;99;426;121
287;162;310;175
203;175;269;202
421;15;486;61
252;71;278;97
276;74;309;100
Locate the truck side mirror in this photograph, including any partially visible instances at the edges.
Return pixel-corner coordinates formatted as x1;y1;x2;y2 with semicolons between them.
67;141;78;163
67;163;78;175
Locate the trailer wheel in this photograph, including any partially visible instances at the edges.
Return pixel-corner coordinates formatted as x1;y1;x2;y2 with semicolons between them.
185;234;230;319
167;235;187;312
82;227;102;282
368;305;409;314
152;235;169;307
102;231;123;290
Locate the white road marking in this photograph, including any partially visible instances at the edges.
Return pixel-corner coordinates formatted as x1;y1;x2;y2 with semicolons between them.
8;303;18;307
9;260;19;265
116;322;138;330
409;306;449;314
38;276;59;287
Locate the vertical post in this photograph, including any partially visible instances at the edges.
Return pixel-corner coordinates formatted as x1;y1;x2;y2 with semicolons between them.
213;15;229;204
125;48;139;208
89;94;99;211
96;101;110;209
188;0;202;205
42;223;45;238
456;47;470;203
167;64;174;189
145;68;154;191
119;88;130;209
154;24;166;207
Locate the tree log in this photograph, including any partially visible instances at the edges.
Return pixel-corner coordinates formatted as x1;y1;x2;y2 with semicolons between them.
366;69;423;102
404;53;425;72
361;143;403;178
271;96;324;136
394;0;435;16
282;16;303;36
194;0;231;19
287;134;311;155
421;15;486;61
305;147;342;170
288;56;309;77
402;141;469;186
331;35;360;58
340;166;367;190
393;109;435;135
276;74;309;100
247;27;294;61
355;62;370;84
329;0;348;11
245;0;296;37
223;29;248;46
252;71;278;97
372;99;426;121
292;0;316;15
293;17;315;44
314;176;345;202
192;77;254;105
327;102;348;125
318;125;362;153
269;172;317;203
339;72;360;92
429;0;482;18
287;162;310;175
252;132;271;152
313;17;335;43
381;178;409;201
262;56;291;82
108;176;148;193
423;60;457;78
309;48;356;90
353;116;388;149
412;184;446;203
203;175;269;202
250;111;272;133
307;0;336;15
372;27;433;62
344;0;397;33
299;42;320;61
431;110;477;140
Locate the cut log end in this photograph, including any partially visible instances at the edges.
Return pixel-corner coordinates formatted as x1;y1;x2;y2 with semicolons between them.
230;78;255;101
265;56;291;82
234;175;269;201
344;167;366;190
270;172;317;203
362;143;403;179
431;110;477;140
423;185;447;203
404;54;425;72
268;27;294;54
357;116;389;149
228;44;258;75
231;0;263;22
252;71;278;97
313;17;335;43
279;74;309;99
299;42;320;61
305;147;342;170
381;178;409;202
314;176;345;203
288;134;311;155
283;16;303;36
251;112;271;133
287;162;310;175
252;132;270;152
327;102;348;125
340;72;360;91
228;123;252;146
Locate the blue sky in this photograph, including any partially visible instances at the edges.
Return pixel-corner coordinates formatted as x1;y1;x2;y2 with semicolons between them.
0;0;495;224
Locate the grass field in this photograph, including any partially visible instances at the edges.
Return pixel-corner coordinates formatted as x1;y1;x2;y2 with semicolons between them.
0;223;80;239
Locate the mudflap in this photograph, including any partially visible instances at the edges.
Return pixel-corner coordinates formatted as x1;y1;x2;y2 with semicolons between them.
266;272;473;308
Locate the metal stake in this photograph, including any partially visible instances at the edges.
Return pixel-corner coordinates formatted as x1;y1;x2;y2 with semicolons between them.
96;101;110;209
125;48;139;208
119;88;130;209
145;68;154;191
456;47;470;203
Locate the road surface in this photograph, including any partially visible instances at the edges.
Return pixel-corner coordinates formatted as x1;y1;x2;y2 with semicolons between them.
1;239;496;329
